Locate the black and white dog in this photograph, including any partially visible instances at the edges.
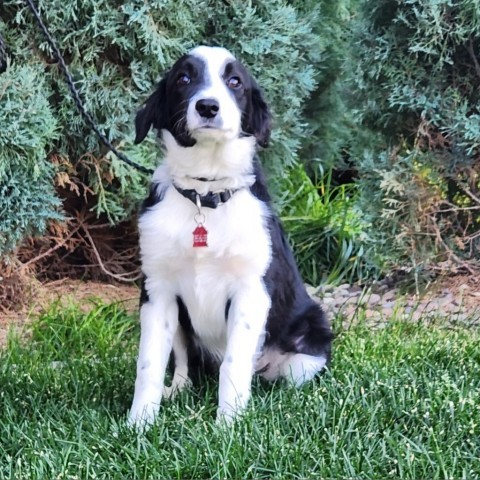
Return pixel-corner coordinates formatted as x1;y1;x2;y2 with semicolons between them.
129;46;333;425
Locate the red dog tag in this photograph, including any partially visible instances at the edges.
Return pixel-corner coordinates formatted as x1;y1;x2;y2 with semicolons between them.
193;225;208;247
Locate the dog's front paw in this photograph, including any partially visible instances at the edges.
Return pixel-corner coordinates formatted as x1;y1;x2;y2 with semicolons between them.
127;400;160;429
216;400;246;425
216;406;236;426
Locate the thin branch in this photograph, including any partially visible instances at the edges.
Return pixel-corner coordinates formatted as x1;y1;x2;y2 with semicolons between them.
438;205;480;213
458;182;480;205
431;219;476;275
467;37;480;80
81;225;142;282
16;223;82;272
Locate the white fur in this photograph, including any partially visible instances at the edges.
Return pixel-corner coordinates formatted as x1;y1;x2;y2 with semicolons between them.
186;47;241;141
162;131;257;192
255;348;327;387
129;127;273;425
163;327;191;400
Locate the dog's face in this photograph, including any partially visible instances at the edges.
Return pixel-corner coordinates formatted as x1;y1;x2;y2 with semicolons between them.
134;46;271;148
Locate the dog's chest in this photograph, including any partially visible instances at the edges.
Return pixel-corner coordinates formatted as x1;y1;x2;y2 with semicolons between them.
140;187;271;352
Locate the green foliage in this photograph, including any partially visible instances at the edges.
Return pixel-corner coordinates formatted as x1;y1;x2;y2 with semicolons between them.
280;164;370;285
1;300;479;478
8;0;476;281
277;1;371;284
0;64;62;254
293;0;356;170
349;0;480;275
1;0;330;257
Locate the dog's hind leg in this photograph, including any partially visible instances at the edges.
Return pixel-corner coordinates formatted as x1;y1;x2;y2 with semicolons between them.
163;326;191;400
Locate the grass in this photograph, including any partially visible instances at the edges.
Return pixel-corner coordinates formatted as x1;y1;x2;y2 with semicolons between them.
279;164;370;286
1;300;479;479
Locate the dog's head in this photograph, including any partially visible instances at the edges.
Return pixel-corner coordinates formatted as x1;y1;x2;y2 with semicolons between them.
134;46;271;148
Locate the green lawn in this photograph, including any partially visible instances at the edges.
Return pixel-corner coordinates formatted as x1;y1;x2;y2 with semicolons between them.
1;300;479;479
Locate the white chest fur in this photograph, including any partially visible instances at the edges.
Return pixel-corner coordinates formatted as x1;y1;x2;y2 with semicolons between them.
139;186;272;355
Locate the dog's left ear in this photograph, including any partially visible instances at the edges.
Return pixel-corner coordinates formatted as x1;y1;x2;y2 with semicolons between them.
248;80;272;148
134;76;169;144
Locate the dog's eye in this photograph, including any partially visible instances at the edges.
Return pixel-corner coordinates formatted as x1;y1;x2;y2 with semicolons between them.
177;74;191;86
226;77;242;89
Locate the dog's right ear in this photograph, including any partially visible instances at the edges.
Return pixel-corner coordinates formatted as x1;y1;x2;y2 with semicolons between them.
248;79;272;149
134;76;169;144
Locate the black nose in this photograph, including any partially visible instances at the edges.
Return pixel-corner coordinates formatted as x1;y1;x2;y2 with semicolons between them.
195;98;220;119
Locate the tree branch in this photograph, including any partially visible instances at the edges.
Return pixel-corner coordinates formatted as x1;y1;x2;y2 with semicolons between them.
81;225;142;282
467;38;480;80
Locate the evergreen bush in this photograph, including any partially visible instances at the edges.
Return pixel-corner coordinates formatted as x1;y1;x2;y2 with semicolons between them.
1;0;365;286
0;64;62;254
349;0;480;276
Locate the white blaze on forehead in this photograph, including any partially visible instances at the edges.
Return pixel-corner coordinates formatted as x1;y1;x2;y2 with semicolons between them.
189;46;236;85
186;46;242;140
189;45;236;66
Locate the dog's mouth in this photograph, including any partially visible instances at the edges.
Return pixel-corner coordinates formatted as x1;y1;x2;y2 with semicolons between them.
196;125;217;130
191;124;235;138
194;120;223;131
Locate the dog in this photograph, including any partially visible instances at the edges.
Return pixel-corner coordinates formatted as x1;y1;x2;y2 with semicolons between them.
128;46;333;426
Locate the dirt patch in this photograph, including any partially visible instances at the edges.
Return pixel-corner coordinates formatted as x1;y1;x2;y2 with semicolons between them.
0;278;139;347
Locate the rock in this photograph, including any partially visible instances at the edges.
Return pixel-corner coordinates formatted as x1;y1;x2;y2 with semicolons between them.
347;290;362;298
411;311;422;321
323;297;336;306
345;296;359;305
421;302;439;313
382;300;396;309
382;290;397;302
382;308;394;318
439;293;455;305
444;303;463;314
365;309;379;319
322;284;336;293
376;284;390;293
306;284;320;297
334;288;350;298
349;284;363;293
368;293;381;306
342;305;357;318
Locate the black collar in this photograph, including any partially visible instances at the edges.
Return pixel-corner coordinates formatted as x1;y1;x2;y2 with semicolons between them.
173;185;239;209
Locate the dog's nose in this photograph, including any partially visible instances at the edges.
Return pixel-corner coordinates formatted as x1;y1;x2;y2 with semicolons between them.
195;98;220;119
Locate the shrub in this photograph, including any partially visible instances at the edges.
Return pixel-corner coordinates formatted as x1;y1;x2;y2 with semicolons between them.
280;164;369;285
349;0;480;276
2;1;358;286
0;64;62;255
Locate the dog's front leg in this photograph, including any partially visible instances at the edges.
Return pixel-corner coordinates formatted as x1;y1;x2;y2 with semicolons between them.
217;281;271;422
128;297;178;427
